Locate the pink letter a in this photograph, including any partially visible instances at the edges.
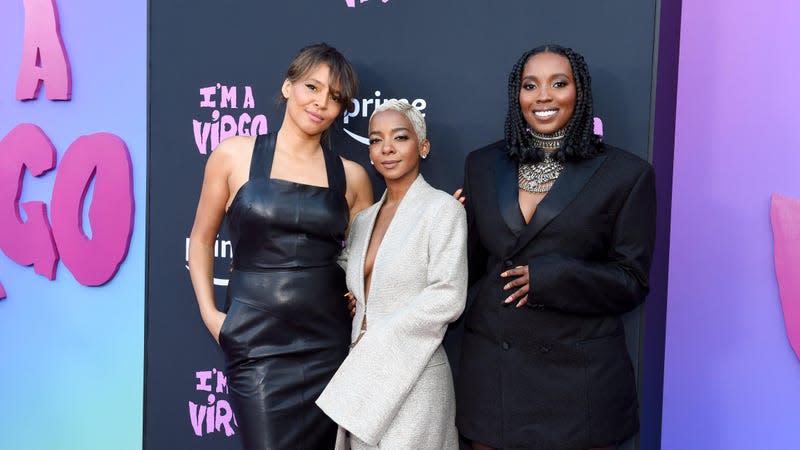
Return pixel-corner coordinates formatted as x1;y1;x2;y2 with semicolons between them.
16;0;72;101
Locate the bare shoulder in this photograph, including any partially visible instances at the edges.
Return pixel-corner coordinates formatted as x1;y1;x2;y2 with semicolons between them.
205;135;256;179
340;156;373;194
340;156;374;214
210;135;255;163
340;156;369;181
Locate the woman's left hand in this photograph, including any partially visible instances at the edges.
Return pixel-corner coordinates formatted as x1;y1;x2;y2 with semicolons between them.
501;265;529;308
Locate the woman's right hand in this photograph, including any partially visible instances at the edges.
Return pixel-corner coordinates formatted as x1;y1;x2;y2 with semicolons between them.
501;265;530;308
203;309;227;344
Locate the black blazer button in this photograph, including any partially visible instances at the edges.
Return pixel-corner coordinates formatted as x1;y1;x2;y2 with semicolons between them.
501;341;510;351
539;345;550;353
504;259;513;268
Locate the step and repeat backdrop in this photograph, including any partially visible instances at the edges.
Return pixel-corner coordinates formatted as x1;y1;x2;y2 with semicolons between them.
145;1;662;448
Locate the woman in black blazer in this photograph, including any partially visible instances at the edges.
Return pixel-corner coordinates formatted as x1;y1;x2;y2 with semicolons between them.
455;45;656;450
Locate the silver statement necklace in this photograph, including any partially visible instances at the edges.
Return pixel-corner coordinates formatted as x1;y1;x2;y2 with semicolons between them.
528;127;566;149
517;128;566;193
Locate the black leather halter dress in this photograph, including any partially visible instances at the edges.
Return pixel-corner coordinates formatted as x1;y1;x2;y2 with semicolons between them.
219;133;351;449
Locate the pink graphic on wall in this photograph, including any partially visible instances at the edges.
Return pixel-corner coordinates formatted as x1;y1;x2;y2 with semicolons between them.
50;133;134;286
189;368;238;437
0;125;135;296
1;0;135;300
193;84;268;154
16;0;72;100
770;193;800;360
0;124;58;281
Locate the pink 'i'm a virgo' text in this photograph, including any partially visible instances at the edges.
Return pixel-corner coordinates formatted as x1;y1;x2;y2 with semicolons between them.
189;368;238;437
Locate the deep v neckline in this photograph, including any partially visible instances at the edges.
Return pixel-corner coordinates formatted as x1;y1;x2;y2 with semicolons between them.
359;175;422;304
518;189;548;225
361;198;399;304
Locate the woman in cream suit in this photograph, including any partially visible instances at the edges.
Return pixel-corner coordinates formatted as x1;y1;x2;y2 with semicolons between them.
316;99;467;449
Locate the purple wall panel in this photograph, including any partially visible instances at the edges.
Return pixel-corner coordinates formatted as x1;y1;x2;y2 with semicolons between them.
0;1;145;448
663;1;800;448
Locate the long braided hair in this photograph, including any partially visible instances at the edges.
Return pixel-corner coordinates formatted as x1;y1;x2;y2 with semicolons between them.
505;44;603;164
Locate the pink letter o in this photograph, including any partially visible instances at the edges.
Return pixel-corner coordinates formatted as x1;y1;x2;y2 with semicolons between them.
51;133;134;286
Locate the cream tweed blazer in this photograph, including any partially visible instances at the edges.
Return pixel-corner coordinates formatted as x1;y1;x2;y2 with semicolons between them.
316;175;467;449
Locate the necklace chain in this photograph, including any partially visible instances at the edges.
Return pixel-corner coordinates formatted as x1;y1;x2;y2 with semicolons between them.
518;152;564;193
518;127;566;193
529;127;566;149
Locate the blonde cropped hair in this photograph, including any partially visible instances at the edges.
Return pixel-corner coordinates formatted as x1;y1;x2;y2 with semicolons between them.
370;99;426;142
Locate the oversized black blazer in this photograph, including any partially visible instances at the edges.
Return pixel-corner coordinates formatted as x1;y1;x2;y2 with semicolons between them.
455;140;656;450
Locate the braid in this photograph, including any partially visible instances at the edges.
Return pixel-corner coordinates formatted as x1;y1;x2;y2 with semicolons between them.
504;45;603;164
505;50;543;163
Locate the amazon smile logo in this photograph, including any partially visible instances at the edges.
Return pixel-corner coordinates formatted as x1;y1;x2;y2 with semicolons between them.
342;90;427;145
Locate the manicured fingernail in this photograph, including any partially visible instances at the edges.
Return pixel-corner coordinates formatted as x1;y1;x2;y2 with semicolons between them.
504;297;513;304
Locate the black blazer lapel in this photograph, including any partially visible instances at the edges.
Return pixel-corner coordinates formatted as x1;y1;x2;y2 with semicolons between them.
510;153;607;258
496;150;525;235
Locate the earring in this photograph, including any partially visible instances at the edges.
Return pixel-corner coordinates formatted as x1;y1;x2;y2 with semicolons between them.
370;160;374;165
421;154;428;159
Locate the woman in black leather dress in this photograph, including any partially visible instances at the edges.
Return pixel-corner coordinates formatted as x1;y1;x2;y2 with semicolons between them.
188;43;373;449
